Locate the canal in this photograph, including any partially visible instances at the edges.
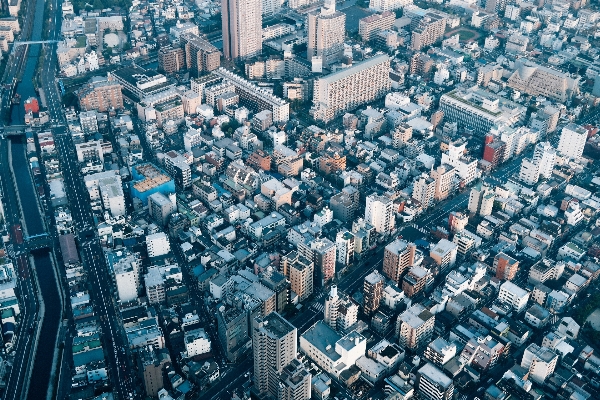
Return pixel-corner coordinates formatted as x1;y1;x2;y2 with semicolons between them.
9;0;64;394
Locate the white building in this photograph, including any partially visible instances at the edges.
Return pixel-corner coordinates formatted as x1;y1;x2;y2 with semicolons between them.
441;140;477;185
112;252;141;302
498;281;530;313
183;128;202;151
314;206;333;227
336;231;355;266
300;321;366;378
429;239;457;272
184;327;211;357
369;0;412;12
365;194;395;234
558;123;587;160
519;142;556;185
521;344;558;383
146;232;171;257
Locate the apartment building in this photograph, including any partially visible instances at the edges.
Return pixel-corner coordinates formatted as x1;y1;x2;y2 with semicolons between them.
78;76;123;112
498;281;529;313
359;11;395;41
417;363;454;400
253;313;298;397
214;68;290;123
413;173;436;209
494;252;519;281
396;304;435;351
364;270;385;315
307;0;346;66
441;140;478;186
430;239;457;272
557;123;587;160
410;11;448;51
365;194;395;234
521;344;558;383
468;182;495;216
158;46;185;74
431;164;456;201
311;54;391;123
181;33;221;77
383;239;416;284
282;252;314;302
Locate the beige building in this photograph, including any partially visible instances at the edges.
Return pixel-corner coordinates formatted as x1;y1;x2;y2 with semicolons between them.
396;304;435;351
411;11;448;51
307;0;346;66
383;239;416;284
222;0;262;60
359;11;395;42
507;59;579;103
158;46;185;74
413;173;436;209
431;164;456;201
282;251;314;302
181;33;221;76
78;76;123;112
311;54;391;123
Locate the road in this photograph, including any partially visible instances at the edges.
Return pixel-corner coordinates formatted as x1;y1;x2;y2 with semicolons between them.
53;129;135;399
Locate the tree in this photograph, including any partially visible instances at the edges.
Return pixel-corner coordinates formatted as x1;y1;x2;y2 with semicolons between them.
94;0;104;10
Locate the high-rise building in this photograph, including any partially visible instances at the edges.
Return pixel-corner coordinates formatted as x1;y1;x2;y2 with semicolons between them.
300;238;336;287
335;231;355;267
413;173;436;209
383;239;416;284
181;33;221;76
311;54;391;123
253;313;298;397
363;270;385;315
402;266;431;298
222;0;262;60
519;141;556;185
429;239;457;273
217;306;251;362
158;45;185;74
282;251;314;301
78;76;123;112
557;123;587;160
365;194;395;234
416;363;454;400
431;164;456;202
323;286;358;331
324;285;339;329
396;304;435;351
164;150;191;189
441;140;478;186
468;182;495;216
138;346;171;398
307;0;346;66
369;0;413;12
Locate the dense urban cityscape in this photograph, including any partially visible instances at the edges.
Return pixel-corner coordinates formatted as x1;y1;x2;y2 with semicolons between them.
0;0;599;398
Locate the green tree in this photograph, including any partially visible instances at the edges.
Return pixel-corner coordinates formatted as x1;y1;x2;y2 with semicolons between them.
94;0;104;9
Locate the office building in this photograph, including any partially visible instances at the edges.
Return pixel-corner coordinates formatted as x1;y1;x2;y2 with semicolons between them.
307;0;346;66
429;239;457;272
282;251;314;302
215;68;290;122
222;0;262;60
365;194;395;234
253;313;297;397
440;86;526;135
396;304;435;351
416;363;453;400
109;250;141;302
521;344;558;383
359;11;395;41
112;67;175;102
369;0;413;12
494;252;519;281
557;123;587;160
468;182;495;216
78;76;123;112
158;45;185;74
498;281;529;313
410;11;448;51
181;33;221;77
507;59;580;102
75;140;103;163
217;306;250;362
363;270;385;315
148;192;176;226
330;190;358;223
300;321;366;378
311;54;391;123
413;173;436;209
383;239;416;284
99;174;126;217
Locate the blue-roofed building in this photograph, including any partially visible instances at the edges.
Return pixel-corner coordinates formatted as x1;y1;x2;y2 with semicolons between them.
130;163;176;203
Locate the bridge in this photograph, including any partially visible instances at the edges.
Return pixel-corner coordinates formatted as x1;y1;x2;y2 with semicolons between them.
0;125;28;137
12;40;60;45
24;233;52;252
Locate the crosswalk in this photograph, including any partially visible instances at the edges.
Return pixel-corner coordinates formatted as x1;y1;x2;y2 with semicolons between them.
311;303;324;313
6;244;14;259
410;224;429;235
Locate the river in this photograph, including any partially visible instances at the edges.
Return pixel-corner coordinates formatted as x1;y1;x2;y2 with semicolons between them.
9;0;64;394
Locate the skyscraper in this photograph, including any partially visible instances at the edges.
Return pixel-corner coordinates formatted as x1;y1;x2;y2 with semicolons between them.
253;313;298;397
222;0;262;60
307;0;346;66
365;194;395;234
